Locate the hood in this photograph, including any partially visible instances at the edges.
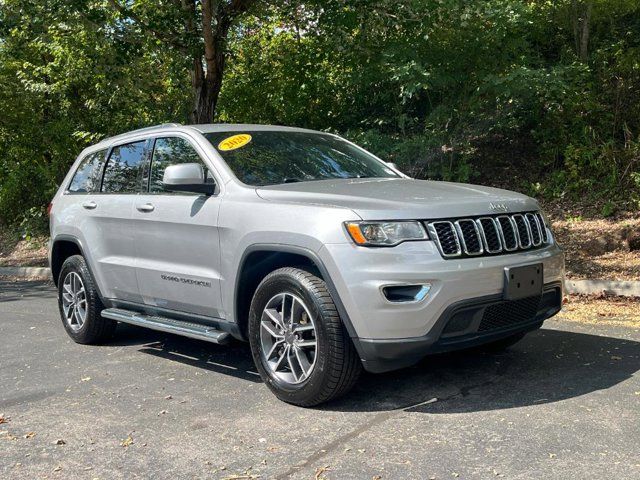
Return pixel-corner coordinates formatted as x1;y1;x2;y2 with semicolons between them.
256;178;538;220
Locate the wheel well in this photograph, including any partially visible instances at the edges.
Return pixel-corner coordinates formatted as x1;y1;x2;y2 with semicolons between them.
50;240;82;285
235;250;321;339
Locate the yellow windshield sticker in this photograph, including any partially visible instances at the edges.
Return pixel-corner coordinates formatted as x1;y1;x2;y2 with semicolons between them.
218;134;252;151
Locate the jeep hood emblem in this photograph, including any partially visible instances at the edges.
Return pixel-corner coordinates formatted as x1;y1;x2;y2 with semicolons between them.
489;202;509;213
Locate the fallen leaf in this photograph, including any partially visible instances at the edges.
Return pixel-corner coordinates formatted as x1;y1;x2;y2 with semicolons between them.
81;377;91;382
3;431;18;441
549;453;557;458
53;466;62;472
315;465;331;480
611;356;622;360
54;439;66;445
157;410;168;416
0;414;8;425
120;435;133;447
164;395;173;400
24;432;36;439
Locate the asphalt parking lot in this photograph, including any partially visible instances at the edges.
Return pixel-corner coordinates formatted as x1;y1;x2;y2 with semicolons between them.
1;280;639;479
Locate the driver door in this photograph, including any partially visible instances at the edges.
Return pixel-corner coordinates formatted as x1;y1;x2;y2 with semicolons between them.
132;135;224;319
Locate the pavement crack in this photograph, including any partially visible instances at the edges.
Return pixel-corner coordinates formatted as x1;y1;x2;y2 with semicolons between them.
274;387;486;479
273;410;395;479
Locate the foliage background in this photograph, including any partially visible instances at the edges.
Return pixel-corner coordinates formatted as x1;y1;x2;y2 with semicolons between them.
1;0;639;235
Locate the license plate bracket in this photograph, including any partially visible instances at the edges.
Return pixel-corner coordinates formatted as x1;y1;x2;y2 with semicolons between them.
504;264;543;300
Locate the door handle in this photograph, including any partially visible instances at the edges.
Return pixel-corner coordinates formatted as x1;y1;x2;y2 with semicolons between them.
136;203;155;213
82;201;97;210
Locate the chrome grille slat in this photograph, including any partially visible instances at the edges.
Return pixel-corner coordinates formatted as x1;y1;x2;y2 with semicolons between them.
428;221;461;257
496;215;518;251
454;219;483;255
476;217;502;253
512;214;532;249
526;213;542;246
426;211;550;259
536;213;549;243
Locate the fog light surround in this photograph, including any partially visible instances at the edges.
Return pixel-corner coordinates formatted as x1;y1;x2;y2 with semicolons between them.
381;283;432;303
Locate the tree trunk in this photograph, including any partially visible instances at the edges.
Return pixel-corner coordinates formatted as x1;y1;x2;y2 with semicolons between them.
190;0;233;124
191;56;224;124
109;0;253;124
572;1;592;62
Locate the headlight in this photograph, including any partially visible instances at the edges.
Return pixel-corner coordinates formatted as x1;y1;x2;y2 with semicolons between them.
345;221;428;247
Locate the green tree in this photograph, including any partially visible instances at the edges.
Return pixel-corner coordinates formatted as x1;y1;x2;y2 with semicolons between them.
107;0;258;123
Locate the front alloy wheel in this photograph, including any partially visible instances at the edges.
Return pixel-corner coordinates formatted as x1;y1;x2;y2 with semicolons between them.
260;292;318;384
57;255;116;344
61;271;88;331
249;267;362;406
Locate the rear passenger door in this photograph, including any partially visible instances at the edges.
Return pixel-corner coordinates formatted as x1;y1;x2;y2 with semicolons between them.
84;140;149;302
132;135;224;318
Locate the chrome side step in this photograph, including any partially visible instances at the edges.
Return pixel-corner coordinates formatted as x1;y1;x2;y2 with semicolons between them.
101;308;231;344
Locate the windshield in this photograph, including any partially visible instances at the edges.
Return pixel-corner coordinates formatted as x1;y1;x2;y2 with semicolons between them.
204;130;398;186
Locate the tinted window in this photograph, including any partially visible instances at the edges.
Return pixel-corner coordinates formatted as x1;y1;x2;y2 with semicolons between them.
102;141;147;193
149;137;208;193
204;131;398;186
68;150;107;193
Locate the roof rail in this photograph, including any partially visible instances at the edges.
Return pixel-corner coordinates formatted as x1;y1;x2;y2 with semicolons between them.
101;123;182;143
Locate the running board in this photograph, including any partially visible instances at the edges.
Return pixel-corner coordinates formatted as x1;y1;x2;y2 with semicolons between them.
101;308;231;344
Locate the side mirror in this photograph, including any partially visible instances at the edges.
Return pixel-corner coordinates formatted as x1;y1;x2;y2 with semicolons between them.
162;163;216;195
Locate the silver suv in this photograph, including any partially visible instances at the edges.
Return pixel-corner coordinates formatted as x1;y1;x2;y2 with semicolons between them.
49;123;564;406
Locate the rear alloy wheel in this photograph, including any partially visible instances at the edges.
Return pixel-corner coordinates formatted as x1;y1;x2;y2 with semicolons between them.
249;267;362;406
57;255;116;344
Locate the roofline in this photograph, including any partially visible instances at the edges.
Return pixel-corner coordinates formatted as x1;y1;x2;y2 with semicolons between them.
95;123;185;145
89;122;330;150
187;123;325;135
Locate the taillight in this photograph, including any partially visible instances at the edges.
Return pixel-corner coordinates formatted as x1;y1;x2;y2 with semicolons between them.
47;202;53;216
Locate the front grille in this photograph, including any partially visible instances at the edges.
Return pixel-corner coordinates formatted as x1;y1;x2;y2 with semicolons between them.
478;295;541;332
427;211;550;259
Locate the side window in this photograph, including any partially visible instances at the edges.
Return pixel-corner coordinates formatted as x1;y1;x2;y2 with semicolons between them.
102;141;147;193
68;150;107;193
149;137;211;193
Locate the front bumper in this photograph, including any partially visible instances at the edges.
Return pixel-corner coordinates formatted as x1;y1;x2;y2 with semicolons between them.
354;282;562;372
318;239;565;373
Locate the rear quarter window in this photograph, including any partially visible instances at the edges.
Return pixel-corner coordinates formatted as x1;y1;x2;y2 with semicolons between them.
68;150;107;193
101;141;148;193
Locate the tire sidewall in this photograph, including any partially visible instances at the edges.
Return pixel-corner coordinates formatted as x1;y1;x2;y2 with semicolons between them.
249;270;333;402
57;255;102;343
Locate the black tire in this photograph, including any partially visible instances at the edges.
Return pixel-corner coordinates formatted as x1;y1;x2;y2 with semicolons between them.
57;255;116;344
476;332;527;353
248;267;362;407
